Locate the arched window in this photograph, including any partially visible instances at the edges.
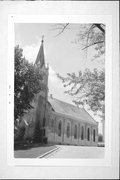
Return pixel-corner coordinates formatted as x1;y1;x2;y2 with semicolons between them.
93;129;96;142
74;125;77;139
58;121;62;136
81;126;84;140
78;124;80;138
87;128;90;141
67;123;70;138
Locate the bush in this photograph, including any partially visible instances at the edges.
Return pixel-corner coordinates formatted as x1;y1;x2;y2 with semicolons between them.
98;134;103;142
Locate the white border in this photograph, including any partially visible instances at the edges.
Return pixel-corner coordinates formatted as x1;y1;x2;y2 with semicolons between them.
7;15;112;166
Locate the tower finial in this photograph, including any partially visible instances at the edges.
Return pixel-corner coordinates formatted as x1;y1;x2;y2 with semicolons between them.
42;35;44;43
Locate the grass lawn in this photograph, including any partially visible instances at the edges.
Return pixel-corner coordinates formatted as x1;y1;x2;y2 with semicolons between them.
14;143;57;158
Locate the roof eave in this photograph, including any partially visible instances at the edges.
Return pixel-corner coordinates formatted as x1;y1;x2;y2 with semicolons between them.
51;111;97;126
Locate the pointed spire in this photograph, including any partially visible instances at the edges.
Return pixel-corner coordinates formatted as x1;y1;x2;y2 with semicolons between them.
35;35;45;68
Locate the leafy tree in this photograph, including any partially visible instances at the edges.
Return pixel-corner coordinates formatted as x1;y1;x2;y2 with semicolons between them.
14;45;45;126
75;23;105;60
53;23;105;116
57;68;105;116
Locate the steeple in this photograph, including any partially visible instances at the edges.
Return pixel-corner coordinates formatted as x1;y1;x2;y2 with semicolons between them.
35;35;45;68
34;36;49;100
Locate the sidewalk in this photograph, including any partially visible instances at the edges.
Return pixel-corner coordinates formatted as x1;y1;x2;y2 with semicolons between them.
14;144;57;158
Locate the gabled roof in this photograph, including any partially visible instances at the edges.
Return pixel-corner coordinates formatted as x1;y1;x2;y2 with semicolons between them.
48;97;97;125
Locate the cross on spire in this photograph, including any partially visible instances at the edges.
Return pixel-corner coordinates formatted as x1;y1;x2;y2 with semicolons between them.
42;35;44;43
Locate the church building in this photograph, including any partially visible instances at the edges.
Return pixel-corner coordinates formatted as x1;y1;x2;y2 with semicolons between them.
22;38;98;146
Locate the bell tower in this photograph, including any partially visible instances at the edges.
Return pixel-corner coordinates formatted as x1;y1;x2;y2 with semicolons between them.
34;36;49;143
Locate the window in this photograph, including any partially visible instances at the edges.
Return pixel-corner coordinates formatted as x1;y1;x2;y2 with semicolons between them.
81;126;84;140
74;125;77;139
42;116;46;127
87;128;90;141
67;123;70;138
58;121;62;136
93;129;96;142
78;124;80;138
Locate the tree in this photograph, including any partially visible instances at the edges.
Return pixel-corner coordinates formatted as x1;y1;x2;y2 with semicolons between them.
14;45;45;126
57;68;105;116
76;23;105;60
53;23;105;60
53;23;105;115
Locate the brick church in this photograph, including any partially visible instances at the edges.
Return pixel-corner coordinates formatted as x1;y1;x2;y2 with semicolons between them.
22;38;98;146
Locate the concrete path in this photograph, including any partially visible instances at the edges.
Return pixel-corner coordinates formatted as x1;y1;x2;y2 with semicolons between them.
46;145;105;159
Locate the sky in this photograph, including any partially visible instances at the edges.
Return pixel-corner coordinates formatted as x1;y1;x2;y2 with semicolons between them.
15;23;104;133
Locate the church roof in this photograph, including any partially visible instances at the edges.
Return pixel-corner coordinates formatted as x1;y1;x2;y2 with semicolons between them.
48;97;97;125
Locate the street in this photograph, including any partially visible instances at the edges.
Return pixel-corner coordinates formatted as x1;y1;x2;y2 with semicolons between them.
45;145;105;159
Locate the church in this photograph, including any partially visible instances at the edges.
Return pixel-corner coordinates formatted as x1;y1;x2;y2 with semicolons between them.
22;38;98;146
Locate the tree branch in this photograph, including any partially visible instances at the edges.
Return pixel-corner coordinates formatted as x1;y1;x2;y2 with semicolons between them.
54;23;69;37
94;24;105;34
82;41;104;50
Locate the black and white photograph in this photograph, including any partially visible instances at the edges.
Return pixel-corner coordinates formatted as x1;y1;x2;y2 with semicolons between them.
0;1;119;179
14;23;105;159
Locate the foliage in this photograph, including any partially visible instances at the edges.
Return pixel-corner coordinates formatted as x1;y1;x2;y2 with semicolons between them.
53;23;105;116
75;23;105;60
14;45;45;125
14;125;26;142
53;23;105;60
57;68;105;115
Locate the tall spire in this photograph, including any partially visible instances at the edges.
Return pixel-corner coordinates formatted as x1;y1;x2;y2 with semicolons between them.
35;35;45;68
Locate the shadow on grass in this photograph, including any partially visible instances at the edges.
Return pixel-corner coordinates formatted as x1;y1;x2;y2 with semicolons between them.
14;142;53;151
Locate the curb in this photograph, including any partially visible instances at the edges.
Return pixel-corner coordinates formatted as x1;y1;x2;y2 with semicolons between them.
36;146;60;158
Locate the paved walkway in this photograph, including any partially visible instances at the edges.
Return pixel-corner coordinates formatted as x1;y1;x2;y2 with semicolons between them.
14;144;105;159
46;145;105;159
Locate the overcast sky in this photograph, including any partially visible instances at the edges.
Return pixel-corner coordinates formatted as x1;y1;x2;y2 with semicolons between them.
15;23;104;132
